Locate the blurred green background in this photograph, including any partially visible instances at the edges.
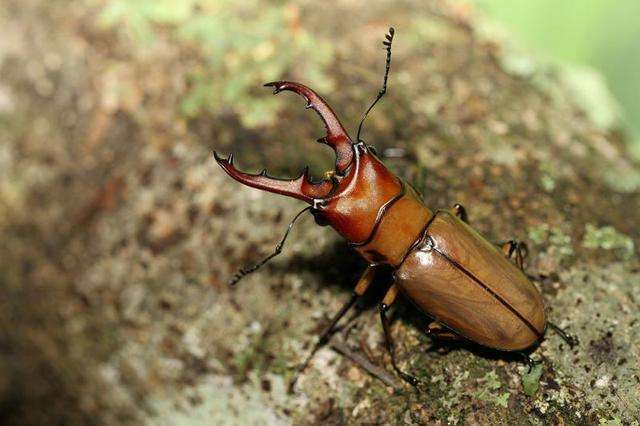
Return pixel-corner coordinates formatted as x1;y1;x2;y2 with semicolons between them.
2;1;640;423
475;0;640;153
95;0;640;154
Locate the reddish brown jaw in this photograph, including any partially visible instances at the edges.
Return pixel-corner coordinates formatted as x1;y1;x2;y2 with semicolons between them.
264;81;354;173
213;152;334;203
214;81;357;203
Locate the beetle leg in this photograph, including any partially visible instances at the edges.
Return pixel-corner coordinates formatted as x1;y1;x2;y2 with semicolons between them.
519;353;541;373
547;321;579;348
288;266;377;392
426;321;460;341
498;240;528;270
453;203;468;223
379;285;421;389
228;206;311;286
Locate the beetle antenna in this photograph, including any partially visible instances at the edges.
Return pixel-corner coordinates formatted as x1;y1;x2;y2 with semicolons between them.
228;206;311;286
356;27;395;144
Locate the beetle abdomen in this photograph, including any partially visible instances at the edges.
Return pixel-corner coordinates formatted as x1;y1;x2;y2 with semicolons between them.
395;211;546;351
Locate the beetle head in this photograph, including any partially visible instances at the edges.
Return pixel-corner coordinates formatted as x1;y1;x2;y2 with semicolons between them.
214;81;402;244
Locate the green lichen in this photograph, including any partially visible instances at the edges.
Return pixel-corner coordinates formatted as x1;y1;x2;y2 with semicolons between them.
476;371;510;408
602;163;640;193
97;0;335;127
528;224;574;259
481;137;520;166
558;65;620;131
582;224;635;260
538;162;558;192
599;417;623;426
431;371;469;423
528;224;550;245
521;363;543;397
540;174;556;192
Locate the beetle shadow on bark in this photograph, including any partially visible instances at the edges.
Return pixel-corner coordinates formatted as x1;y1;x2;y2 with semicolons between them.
272;240;393;309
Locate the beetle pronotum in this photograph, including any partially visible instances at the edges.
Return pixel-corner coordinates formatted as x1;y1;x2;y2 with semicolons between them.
214;28;575;389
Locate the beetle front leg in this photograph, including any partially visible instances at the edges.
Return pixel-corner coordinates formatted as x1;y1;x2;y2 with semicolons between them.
379;285;421;388
289;266;377;391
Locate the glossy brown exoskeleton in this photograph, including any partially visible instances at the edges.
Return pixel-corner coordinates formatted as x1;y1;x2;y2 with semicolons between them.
214;28;575;389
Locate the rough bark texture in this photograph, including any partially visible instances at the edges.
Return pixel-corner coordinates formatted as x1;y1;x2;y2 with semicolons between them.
1;1;639;424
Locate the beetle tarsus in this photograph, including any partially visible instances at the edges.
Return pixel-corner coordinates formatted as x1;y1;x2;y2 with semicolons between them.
426;321;460;341
380;303;422;391
547;321;578;348
499;240;528;270
519;353;540;373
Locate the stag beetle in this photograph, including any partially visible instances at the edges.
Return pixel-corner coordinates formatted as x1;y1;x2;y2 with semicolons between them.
214;28;575;389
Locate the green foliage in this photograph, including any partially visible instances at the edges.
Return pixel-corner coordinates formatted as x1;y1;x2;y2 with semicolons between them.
97;0;334;127
474;0;640;148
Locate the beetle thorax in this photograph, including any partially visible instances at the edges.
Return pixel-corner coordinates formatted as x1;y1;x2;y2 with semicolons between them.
315;148;433;266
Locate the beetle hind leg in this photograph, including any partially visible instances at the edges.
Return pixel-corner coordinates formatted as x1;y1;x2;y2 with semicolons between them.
519;352;541;373
453;203;468;223
547;321;579;348
379;285;422;389
498;240;528;270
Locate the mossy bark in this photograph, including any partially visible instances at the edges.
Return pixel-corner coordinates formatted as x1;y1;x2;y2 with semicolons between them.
1;0;638;424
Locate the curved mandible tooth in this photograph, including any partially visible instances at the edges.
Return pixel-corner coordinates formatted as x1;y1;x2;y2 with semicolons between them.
264;81;354;173
213;151;333;203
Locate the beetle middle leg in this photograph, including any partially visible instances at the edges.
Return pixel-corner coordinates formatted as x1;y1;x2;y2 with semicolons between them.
426;321;460;341
547;321;579;348
289;266;377;391
453;205;530;271
379;284;421;388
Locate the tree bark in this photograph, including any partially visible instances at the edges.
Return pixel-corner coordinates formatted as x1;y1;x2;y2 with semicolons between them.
1;1;638;424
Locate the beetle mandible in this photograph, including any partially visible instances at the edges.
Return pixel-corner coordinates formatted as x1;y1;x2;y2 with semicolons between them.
214;28;575;389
